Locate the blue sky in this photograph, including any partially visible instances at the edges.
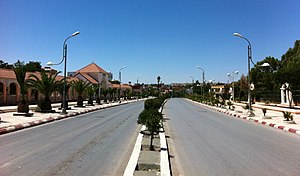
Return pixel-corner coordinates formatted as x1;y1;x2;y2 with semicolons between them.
1;0;299;84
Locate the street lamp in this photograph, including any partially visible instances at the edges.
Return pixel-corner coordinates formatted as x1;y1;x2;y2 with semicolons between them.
47;31;80;114
234;32;254;116
227;71;239;102
119;66;126;102
196;66;205;95
188;75;194;84
136;76;141;100
157;76;161;97
137;76;142;85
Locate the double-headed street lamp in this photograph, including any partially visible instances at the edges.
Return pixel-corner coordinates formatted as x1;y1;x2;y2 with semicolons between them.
227;71;239;102
47;31;80;114
119;66;126;102
234;32;254;116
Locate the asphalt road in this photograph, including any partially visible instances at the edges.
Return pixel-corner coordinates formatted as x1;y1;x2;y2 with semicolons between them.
0;101;144;176
164;98;300;176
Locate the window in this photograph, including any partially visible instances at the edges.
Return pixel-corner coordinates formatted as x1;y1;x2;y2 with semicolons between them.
9;83;17;95
0;82;3;95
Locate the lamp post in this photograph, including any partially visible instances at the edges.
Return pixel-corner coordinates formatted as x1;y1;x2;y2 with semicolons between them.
196;66;205;95
234;32;254;116
47;31;80;114
157;76;161;97
227;71;239;102
188;75;194;94
188;75;194;84
119;66;126;102
136;76;141;100
137;76;141;85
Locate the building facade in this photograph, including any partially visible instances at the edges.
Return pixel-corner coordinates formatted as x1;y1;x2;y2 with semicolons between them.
0;62;132;106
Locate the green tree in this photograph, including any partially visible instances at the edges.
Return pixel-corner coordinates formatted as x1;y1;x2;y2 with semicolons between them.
86;84;97;106
107;87;113;102
14;63;29;113
94;84;101;104
138;109;163;150
25;61;42;72
27;71;61;112
102;88;108;103
237;74;248;101
70;80;90;107
0;60;13;69
138;98;165;150
278;41;300;90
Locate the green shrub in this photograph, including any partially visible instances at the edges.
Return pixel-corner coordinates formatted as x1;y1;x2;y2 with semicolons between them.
137;109;163;150
144;97;165;110
282;111;293;121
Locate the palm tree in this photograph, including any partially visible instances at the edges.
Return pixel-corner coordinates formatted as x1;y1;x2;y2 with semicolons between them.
57;81;71;109
70;80;90;107
112;88;118;101
94;84;101;104
86;84;96;106
108;87;113;102
102;88;108;103
14;64;29;113
27;71;61;112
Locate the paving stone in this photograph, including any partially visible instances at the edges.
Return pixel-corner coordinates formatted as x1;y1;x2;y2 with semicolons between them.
141;136;160;151
137;151;160;171
134;170;160;176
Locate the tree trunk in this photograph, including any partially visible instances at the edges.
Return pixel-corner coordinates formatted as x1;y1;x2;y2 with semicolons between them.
17;99;29;113
150;131;154;151
88;97;93;105
77;96;84;107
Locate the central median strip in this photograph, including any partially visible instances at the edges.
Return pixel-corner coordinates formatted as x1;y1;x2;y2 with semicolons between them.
124;97;171;176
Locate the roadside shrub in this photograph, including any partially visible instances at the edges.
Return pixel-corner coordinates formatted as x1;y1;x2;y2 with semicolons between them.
282;111;293;121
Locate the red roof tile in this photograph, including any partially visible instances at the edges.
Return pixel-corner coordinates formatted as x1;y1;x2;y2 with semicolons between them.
0;68;77;82
110;83;132;89
0;69;15;79
76;62;108;74
77;73;98;84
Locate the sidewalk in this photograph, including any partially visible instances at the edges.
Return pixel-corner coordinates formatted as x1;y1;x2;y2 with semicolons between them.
188;99;300;136
0;99;143;135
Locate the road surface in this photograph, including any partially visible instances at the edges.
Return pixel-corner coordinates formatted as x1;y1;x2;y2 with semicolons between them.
164;98;300;176
0;101;144;176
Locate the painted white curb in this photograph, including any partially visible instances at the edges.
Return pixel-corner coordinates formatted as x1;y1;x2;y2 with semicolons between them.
123;125;146;176
160;130;171;176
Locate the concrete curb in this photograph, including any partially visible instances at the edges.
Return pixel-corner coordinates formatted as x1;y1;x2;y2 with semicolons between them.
160;130;171;176
187;99;300;136
123;125;146;176
0;101;131;135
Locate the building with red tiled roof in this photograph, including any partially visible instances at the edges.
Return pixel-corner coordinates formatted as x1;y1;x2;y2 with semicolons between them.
0;68;79;105
69;62;112;90
0;62;131;105
75;62;108;74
